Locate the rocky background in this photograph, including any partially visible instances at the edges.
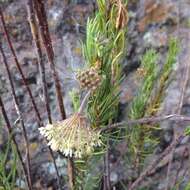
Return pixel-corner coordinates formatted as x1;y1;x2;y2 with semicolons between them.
0;0;190;189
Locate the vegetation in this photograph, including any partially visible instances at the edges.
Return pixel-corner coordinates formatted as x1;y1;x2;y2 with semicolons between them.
0;0;187;190
0;125;18;190
127;39;178;172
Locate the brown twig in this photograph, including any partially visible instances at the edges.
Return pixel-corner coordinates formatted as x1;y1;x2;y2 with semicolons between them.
0;96;32;190
103;156;107;190
26;0;52;123
165;35;190;190
32;0;74;188
0;7;42;126
26;0;62;189
173;147;188;188
0;43;32;189
104;140;111;190
1;5;62;189
101;114;190;133
102;113;190;189
32;0;66;118
128;135;184;190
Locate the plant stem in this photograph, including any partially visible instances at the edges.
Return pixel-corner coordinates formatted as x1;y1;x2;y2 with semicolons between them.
26;0;63;188
165;39;190;190
32;0;66;119
26;0;52;123
32;0;74;188
0;43;32;189
78;91;91;114
103;139;111;190
128;135;184;190
102;114;190;132
0;96;32;190
0;7;42;126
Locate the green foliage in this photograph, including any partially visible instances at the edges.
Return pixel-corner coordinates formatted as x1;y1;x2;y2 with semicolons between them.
126;38;179;173
162;38;179;82
84;0;126;128
185;126;190;135
74;155;103;190
69;0;179;189
147;38;179;115
0;133;18;190
185;183;190;190
171;178;190;190
129;50;158;119
69;89;80;112
72;0;128;189
127;50;159;168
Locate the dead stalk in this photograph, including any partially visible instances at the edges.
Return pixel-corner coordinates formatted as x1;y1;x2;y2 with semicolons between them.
26;0;52;123
165;35;190;190
0;8;42;126
102;114;190;132
26;0;62;188
0;43;32;189
0;96;32;190
128;135;184;190
32;0;74;188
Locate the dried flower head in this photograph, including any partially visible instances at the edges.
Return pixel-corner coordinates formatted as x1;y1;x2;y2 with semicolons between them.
76;67;102;91
39;113;102;158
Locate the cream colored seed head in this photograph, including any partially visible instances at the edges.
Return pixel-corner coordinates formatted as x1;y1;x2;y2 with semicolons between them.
39;113;102;158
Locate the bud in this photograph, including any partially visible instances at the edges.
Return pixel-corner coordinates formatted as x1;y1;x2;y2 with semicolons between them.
76;67;102;91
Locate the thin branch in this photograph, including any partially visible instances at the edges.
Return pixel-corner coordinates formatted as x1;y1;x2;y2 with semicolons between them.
26;0;52;123
105;140;111;190
32;0;74;188
173;147;188;187
103;156;107;190
128;135;184;190
32;0;66;119
101;113;190;190
0;7;42;126
78;90;91;114
0;43;32;189
101;114;190;133
26;0;62;188
165;35;190;190
0;96;31;190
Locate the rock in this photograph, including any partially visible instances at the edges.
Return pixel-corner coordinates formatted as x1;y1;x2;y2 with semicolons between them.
138;0;177;32
56;156;67;176
110;172;118;183
143;28;168;47
16;179;26;189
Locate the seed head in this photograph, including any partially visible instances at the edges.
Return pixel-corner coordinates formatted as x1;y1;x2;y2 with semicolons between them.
39;113;102;158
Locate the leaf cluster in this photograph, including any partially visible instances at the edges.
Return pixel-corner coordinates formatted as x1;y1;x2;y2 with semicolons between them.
71;0;128;189
126;39;179;172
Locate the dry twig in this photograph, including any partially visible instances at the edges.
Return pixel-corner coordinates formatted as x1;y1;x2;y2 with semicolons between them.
102;114;190;132
32;0;74;188
128;135;184;190
0;96;32;190
0;44;32;189
26;0;62;188
0;8;42;126
165;34;190;190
